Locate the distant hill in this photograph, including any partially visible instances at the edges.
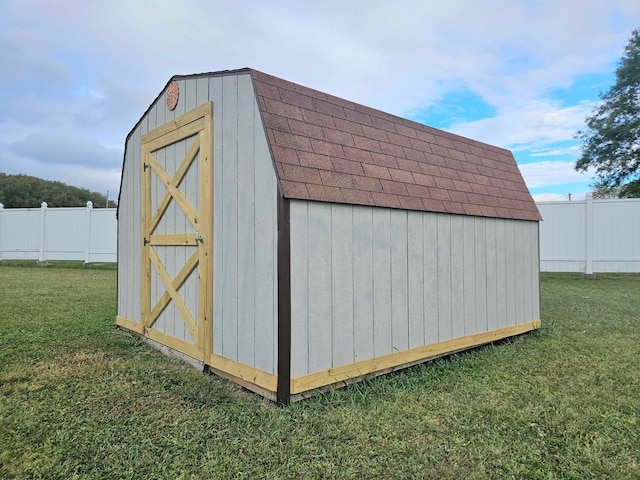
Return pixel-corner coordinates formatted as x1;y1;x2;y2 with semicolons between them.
0;173;116;208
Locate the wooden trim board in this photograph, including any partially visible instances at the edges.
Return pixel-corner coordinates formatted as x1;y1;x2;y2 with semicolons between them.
116;317;276;394
144;327;203;361
141;101;212;144
276;194;291;405
290;320;541;394
209;354;277;393
116;315;144;334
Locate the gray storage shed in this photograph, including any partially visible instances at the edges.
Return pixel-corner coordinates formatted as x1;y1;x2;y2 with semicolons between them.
116;68;542;403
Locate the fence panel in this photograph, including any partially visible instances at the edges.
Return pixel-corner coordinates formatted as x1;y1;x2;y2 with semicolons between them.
537;197;640;273
0;203;117;263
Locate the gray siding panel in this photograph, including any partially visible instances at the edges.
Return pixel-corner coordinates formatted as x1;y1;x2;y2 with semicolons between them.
485;219;498;331
290;202;309;377
210;76;224;357
437;214;452;342
463;216;476;335
450;215;464;338
237;76;256;368
332;204;354;367
253;103;277;375
372;208;392;357
407;211;424;349
391;210;409;353
289;202;540;375
423;214;439;343
221;75;239;361
495;220;507;329
307;203;332;372
352;206;374;362
474;217;487;334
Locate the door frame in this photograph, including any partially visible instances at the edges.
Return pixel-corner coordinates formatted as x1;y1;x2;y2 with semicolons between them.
139;101;214;364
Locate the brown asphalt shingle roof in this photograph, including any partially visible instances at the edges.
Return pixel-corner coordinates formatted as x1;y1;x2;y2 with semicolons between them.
249;69;541;222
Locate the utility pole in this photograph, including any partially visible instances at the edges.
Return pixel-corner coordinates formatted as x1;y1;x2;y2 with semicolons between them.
568;193;572;201
106;190;109;208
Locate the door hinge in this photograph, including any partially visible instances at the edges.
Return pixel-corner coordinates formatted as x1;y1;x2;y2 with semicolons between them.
195;231;204;243
144;237;149;246
143;163;149;171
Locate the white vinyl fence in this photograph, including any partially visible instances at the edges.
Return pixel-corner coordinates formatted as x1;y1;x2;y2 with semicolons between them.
0;202;117;263
537;196;640;273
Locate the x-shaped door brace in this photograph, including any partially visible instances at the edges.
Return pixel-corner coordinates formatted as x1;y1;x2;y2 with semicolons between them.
147;135;200;235
147;247;198;339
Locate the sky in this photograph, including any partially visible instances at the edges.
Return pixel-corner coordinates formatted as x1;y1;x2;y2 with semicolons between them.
1;0;639;204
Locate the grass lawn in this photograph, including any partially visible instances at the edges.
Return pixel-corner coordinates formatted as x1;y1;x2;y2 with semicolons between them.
0;263;638;479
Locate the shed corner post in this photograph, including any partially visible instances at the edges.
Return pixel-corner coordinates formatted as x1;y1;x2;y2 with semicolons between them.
277;192;291;405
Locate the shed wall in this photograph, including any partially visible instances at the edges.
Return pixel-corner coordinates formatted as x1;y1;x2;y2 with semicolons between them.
117;73;278;374
289;200;540;378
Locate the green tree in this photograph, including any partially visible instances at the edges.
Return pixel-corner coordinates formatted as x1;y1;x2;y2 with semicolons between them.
0;173;116;208
575;28;640;198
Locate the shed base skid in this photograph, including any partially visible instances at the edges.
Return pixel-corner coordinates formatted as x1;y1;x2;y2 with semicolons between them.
116;316;540;403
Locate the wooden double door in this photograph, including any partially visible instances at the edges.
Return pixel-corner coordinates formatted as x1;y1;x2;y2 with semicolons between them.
139;102;213;363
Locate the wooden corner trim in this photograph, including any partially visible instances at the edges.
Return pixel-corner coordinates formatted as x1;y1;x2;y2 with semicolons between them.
116;315;144;334
209;354;277;392
290;320;542;395
277;194;292;405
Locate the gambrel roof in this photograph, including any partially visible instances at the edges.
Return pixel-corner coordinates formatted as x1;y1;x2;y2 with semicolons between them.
249;69;540;221
132;68;541;221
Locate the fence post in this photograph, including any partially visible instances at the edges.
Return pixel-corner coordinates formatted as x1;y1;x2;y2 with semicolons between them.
0;203;4;263
584;193;594;277
84;201;93;266
38;202;48;266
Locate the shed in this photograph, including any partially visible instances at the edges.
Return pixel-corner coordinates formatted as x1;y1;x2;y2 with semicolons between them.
116;68;542;404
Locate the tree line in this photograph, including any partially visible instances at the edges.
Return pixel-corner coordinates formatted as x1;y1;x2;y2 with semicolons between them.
0;173;116;208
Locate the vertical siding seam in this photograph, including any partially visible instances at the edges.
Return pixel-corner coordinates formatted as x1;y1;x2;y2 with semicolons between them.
253;104;257;368
435;214;440;342
351;206;356;364
485;219;489;331
405;210;409;349
235;79;240;360
388;209;393;354
370;207;375;358
306;201;310;374
449;216;453;340
421;213;425;346
330;205;334;368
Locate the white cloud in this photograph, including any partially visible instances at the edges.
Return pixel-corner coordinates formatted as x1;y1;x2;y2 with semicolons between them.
519;161;594;189
449;100;593;151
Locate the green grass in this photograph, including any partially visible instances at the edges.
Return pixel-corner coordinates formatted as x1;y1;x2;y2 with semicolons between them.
1;265;638;479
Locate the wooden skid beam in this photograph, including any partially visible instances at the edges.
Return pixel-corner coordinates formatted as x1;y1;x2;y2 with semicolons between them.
290;320;542;394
